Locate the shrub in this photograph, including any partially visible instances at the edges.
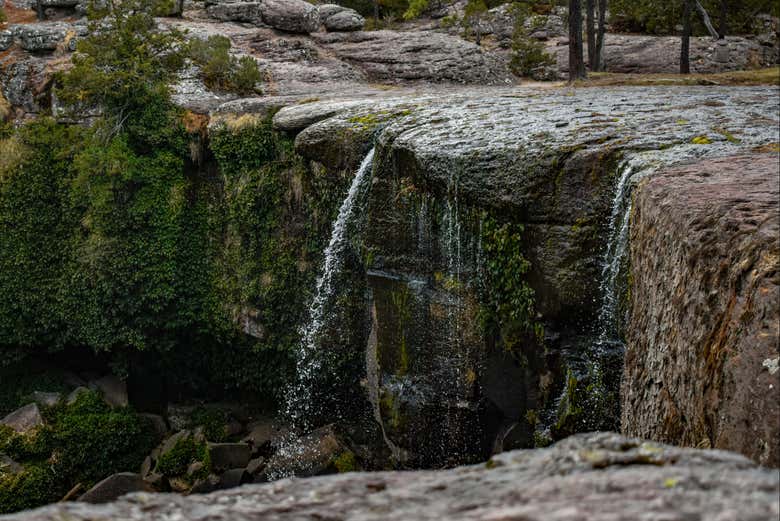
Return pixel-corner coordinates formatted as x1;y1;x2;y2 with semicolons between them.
0;390;156;514
0;6;6;25
189;36;262;95
155;435;210;481
508;3;556;78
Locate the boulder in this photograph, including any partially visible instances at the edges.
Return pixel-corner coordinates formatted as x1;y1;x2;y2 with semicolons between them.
90;375;128;407
11;22;87;52
1;403;43;434
259;0;319;34
218;468;247;489
66;386;90;405
257;425;348;481
245;456;265;476
0;30;12;52
31;391;61;407
190;473;220;494
318;4;364;32
0;455;22;475
242;417;287;453
139;413;168;439
206;1;264;25
208;442;251;471
5;433;779;521
623;153;780;467
78;473;149;504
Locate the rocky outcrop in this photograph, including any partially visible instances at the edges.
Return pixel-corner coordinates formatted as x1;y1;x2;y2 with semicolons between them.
318;4;364;32
275;86;780;465
553;33;780;74
1;403;43;433
205;0;319;33
622;153;780;467
4;433;779;520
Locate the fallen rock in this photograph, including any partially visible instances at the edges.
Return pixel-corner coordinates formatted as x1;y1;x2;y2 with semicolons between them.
259;0;319;34
10;22;87;52
31;391;61;407
208;442;251;471
90;375;128;407
78;473;149;504
139;413;168;439
623;153;780;467
6;433;779;520
0;455;22;475
0;30;12;51
66;386;90;405
242;417;287;453
218;468;247;489
206;1;264;25
190;473;220;494
245;456;265;475
319;4;364;32
257;424;348;481
1;403;43;434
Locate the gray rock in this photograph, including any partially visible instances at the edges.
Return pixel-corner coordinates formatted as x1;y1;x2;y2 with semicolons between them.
159;430;191;457
311;30;513;85
319;5;364;32
260;0;319;34
66;386;90;405
6;433;779;520
0;455;22;475
11;22;87;52
242;417;287;451
206;1;264;25
208;442;251;471
140;413;168;439
258;424;347;481
31;391;61;407
218;468;247;489
1;403;43;434
245;456;265;475
190;473;220;494
0;30;12;51
78;473;148;504
90;375;128;407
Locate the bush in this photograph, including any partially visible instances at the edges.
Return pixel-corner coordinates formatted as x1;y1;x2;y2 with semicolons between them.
0;6;6;25
189;36;262;95
155;435;210;481
0;390;156;514
508;2;556;78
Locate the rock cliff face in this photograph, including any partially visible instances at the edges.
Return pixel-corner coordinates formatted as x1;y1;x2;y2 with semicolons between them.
622;153;780;467
2;433;778;521
272;86;780;465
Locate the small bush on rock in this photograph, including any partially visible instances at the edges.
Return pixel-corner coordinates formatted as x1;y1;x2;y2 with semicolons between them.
189;36;262;95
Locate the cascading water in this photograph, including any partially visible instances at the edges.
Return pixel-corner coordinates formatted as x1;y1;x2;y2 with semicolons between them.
594;161;636;348
283;148;376;431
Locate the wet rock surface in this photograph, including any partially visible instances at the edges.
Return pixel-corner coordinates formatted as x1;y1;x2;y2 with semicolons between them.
3;433;778;521
623;153;780;467
272;85;779;464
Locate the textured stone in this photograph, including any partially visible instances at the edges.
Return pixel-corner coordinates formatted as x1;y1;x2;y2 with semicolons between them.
257;424;346;481
11;22;87;52
31;391;61;407
319;5;364;32
259;0;319;34
78;473;149;504
208;443;251;471
90;375;128;407
1;403;43;434
5;433;779;520
623;153;780;467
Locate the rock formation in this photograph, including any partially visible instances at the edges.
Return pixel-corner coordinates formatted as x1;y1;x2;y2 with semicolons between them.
623;153;780;467
3;433;778;520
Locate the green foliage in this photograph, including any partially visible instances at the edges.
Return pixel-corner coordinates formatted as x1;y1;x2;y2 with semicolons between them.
0;6;6;24
508;2;555;77
551;363;619;440
155;435;210;480
462;0;488;43
403;0;429;20
478;214;540;351
56;0;186;126
0;390;156;514
189;36;262;95
190;407;227;442
333;450;357;472
609;0;780;35
0;366;70;416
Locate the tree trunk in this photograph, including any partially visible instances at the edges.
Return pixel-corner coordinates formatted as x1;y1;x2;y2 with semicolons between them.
681;0;691;74
568;0;586;81
586;0;595;69
36;0;45;20
718;0;727;38
694;0;719;39
373;0;379;24
593;0;607;71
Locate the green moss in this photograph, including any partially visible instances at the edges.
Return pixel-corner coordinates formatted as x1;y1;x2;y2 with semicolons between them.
189;407;227;442
332;450;357;473
691;135;711;145
155;435;211;481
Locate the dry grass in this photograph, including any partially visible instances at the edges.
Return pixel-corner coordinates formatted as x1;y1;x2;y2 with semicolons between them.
573;68;780;87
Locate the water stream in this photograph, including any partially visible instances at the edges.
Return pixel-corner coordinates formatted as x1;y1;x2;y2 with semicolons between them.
283;148;376;432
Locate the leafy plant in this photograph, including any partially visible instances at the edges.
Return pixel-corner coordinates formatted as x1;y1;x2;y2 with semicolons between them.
189;36;262;95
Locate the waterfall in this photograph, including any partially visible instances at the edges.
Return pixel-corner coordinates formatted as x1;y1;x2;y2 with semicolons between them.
283;148;376;431
594;161;635;348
